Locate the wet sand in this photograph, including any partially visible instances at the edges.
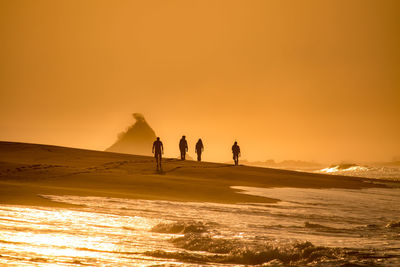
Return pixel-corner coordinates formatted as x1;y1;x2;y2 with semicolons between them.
0;141;392;207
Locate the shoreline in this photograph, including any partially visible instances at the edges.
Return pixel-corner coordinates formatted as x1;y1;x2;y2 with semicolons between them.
0;141;397;208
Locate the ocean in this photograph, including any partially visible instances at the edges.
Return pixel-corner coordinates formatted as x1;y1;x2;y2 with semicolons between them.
315;164;400;181
1;184;399;266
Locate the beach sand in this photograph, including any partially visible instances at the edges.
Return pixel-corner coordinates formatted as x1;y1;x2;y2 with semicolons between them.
0;141;390;207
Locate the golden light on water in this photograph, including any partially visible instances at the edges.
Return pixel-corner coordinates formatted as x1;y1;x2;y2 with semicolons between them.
0;205;164;265
1;192;400;265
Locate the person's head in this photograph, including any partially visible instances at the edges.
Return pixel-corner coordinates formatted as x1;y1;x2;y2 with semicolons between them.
182;135;186;139
198;138;202;142
234;141;237;145
157;137;160;141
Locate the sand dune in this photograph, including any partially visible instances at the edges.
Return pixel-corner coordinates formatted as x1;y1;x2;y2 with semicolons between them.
0;141;392;207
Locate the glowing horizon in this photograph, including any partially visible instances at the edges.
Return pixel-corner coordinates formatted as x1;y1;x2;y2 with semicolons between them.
1;0;399;163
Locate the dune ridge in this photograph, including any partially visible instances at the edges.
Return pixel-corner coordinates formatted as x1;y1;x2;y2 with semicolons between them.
0;141;392;207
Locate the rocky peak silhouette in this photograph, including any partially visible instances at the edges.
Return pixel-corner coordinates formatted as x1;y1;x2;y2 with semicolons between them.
106;113;156;156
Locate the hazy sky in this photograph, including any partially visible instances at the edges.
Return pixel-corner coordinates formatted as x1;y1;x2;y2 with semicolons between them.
1;0;399;163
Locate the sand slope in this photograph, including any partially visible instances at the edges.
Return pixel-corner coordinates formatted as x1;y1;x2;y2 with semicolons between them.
0;141;390;207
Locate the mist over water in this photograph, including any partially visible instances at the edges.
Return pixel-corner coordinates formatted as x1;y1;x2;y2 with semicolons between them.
0;186;399;266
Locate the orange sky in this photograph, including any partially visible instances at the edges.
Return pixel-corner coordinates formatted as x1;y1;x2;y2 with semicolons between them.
1;0;399;163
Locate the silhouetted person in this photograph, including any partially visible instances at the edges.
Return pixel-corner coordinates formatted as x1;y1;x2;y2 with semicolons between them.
152;137;163;170
232;141;240;166
179;135;188;160
195;139;204;161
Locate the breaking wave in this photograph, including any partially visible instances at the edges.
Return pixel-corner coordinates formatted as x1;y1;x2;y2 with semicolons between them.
316;163;400;180
146;233;350;265
172;233;237;254
151;221;210;234
319;164;369;173
147;222;388;265
147;220;369;265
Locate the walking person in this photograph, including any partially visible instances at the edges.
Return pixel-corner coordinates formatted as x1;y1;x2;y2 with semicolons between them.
195;139;204;162
179;135;188;160
232;141;240;166
152;137;164;171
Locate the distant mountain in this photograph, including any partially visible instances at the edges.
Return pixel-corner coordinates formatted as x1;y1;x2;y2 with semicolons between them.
106;113;156;156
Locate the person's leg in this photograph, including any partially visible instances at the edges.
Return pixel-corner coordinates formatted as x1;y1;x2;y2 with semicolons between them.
155;154;159;170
